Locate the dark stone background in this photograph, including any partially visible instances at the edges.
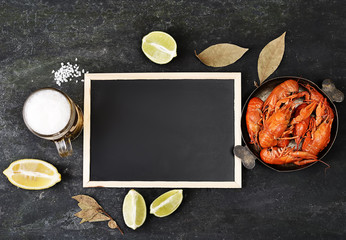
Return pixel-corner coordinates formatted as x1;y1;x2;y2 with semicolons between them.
0;0;345;239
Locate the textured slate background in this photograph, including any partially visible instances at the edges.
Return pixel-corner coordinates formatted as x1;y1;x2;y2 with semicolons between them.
0;0;345;239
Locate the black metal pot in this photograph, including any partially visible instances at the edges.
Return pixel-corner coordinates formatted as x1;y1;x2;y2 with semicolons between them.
237;76;341;172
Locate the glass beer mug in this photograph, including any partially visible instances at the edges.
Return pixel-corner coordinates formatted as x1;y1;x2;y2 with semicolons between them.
23;88;83;157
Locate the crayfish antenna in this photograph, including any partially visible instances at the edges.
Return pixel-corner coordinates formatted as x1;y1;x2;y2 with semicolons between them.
296;76;303;84
298;82;306;88
320;160;331;175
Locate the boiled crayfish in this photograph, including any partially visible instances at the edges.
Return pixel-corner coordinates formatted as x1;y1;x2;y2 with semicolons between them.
246;79;334;166
260;147;318;166
245;97;263;150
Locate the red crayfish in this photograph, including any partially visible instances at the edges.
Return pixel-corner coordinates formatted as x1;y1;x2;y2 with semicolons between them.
246;79;334;166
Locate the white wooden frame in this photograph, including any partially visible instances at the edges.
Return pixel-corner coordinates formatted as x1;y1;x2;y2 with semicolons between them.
83;73;242;188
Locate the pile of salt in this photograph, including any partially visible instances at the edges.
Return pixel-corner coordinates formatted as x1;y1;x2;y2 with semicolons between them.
52;58;88;86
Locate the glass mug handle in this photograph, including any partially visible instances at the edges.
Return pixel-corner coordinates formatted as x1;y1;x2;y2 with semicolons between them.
54;138;73;157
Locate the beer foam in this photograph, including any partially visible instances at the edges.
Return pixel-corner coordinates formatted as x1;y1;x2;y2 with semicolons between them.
23;89;71;135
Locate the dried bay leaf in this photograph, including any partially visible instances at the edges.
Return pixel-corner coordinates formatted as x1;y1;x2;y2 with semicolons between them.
75;209;100;221
258;32;286;84
80;218;88;224
89;213;110;222
78;202;92;210
195;43;248;67
72;195;102;210
72;194;123;235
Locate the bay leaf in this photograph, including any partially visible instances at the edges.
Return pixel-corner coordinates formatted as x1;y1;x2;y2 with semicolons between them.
78;202;92;210
80;218;88;224
75;209;99;222
89;213;110;222
257;32;286;84
195;43;248;67
72;195;102;210
72;194;123;234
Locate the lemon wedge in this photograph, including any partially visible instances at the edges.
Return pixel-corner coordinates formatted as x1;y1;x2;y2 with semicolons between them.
150;189;183;217
3;159;61;190
122;189;147;230
141;31;177;64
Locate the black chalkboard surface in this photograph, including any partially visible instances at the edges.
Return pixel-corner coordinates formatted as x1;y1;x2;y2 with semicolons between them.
83;73;242;188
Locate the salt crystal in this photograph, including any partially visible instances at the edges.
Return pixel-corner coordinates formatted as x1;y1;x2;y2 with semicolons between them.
52;60;88;86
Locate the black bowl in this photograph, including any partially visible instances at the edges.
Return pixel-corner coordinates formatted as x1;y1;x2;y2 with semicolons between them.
241;76;339;172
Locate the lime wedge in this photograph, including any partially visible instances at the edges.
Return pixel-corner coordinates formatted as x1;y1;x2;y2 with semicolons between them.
150;189;183;217
122;189;147;230
141;31;177;64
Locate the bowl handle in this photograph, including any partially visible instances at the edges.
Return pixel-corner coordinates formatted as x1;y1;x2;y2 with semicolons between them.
233;145;256;169
322;79;344;103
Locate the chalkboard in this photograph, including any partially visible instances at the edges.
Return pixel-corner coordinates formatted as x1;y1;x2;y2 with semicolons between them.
83;73;242;188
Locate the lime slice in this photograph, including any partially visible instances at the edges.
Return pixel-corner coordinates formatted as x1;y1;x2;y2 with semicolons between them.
3;159;61;190
141;31;177;64
122;189;147;230
150;189;183;217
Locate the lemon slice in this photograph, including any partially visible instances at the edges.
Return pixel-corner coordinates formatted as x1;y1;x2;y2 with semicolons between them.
3;159;61;190
141;31;177;64
150;189;183;217
122;189;147;230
